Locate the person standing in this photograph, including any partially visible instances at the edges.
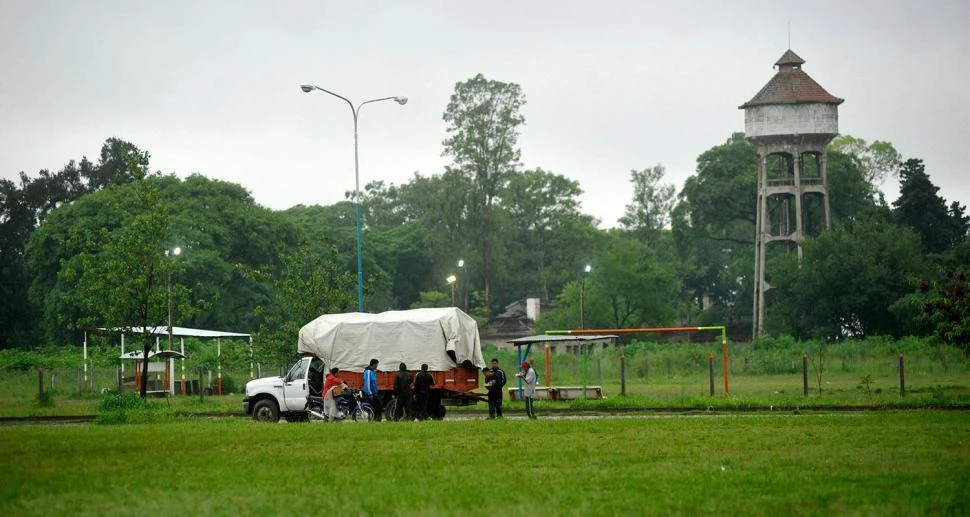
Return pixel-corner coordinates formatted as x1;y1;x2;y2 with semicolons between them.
362;358;383;421
392;362;412;421
516;361;538;419
487;358;506;419
412;363;435;420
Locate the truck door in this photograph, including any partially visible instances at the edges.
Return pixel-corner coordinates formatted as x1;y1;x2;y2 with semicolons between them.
282;357;311;412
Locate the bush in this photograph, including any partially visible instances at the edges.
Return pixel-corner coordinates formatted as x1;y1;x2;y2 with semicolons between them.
95;393;172;425
35;391;55;407
220;374;237;394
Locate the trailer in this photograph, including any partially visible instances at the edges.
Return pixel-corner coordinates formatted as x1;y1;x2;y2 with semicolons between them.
243;308;486;422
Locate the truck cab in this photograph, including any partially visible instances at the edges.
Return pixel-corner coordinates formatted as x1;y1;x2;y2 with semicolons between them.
243;356;323;422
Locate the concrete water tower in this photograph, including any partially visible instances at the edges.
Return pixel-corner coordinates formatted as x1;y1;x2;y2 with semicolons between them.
740;49;843;337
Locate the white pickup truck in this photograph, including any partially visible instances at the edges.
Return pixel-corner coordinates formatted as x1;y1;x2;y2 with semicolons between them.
243;355;323;422
243;308;485;422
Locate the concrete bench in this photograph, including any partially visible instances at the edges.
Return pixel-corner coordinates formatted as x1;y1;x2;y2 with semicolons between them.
507;386;603;401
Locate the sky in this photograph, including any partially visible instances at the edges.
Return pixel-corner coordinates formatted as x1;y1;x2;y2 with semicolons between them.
1;0;968;228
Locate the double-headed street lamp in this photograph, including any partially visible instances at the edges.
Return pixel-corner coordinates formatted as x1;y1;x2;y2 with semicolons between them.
300;84;407;312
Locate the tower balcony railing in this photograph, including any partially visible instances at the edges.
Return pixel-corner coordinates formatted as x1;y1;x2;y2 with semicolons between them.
766;178;795;187
765;177;824;187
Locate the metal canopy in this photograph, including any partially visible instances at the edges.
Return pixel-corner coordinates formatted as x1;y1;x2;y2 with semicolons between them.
119;350;187;360
98;326;250;339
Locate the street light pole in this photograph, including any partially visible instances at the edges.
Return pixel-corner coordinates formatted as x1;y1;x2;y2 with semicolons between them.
447;275;457;307
166;246;182;350
580;264;591;329
300;84;407;312
457;259;465;311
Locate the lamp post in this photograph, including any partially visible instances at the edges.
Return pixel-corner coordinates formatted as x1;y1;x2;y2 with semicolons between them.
300;84;407;312
447;275;457;307
580;264;591;329
166;246;182;350
457;259;465;311
166;246;183;396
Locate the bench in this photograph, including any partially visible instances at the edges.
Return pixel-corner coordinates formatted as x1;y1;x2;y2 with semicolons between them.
507;386;603;401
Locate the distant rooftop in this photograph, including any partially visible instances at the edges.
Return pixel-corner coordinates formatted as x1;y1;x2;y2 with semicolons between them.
740;49;843;109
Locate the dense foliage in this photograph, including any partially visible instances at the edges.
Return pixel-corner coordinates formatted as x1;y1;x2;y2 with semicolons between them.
1;75;968;356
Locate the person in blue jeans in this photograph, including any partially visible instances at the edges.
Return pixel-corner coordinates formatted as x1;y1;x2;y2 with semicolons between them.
362;358;383;421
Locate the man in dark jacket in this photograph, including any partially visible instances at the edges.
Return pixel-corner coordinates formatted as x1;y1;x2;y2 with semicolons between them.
412;363;435;420
487;358;506;418
392;362;412;421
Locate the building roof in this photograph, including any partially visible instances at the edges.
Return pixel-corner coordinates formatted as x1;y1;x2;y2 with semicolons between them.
740;49;843;109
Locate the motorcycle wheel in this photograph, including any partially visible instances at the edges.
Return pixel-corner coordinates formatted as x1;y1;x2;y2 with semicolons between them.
352;405;376;422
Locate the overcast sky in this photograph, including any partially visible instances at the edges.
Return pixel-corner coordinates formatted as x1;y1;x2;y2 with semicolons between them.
1;0;967;228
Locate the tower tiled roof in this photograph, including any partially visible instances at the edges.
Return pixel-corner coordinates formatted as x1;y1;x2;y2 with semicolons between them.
774;49;805;67
740;49;843;109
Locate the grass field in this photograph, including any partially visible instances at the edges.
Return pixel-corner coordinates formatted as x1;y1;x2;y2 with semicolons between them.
1;411;967;516
2;364;969;419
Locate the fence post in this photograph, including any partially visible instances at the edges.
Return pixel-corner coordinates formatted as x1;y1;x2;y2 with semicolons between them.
37;368;45;397
117;365;123;393
620;354;626;397
802;353;809;397
708;353;715;396
198;367;205;402
898;354;906;397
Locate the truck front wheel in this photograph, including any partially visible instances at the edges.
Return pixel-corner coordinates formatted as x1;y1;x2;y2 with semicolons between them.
252;399;280;422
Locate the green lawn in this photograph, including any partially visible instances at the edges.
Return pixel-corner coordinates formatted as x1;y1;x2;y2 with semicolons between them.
1;411;967;516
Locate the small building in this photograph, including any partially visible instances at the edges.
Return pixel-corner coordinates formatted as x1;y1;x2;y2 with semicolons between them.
480;298;541;341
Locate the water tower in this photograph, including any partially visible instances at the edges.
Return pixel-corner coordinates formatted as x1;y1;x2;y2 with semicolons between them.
740;49;843;336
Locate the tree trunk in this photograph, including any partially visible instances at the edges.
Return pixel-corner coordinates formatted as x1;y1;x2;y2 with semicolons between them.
140;344;151;398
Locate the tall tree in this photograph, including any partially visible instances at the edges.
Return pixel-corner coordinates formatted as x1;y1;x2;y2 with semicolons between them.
62;176;194;397
618;164;676;237
538;233;679;331
84;137;151;190
893;158;968;254
442;74;526;316
502;168;585;301
918;270;970;357
27;175;300;344
672;133;758;325
769;211;924;339
1;138;150;347
249;242;357;369
829;135;901;185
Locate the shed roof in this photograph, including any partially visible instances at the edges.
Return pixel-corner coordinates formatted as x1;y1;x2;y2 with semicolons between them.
740;49;843;109
98;326;250;339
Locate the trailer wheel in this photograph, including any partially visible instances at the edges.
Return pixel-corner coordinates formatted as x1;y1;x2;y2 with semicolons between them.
252;399;280;422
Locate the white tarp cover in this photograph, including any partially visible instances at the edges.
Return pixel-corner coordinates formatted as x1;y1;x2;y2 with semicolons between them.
297;308;486;372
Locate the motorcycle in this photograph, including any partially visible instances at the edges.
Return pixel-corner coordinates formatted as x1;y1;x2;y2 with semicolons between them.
306;387;377;422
